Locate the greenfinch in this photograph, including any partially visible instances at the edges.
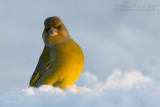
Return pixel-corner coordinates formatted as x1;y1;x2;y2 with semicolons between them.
29;16;85;89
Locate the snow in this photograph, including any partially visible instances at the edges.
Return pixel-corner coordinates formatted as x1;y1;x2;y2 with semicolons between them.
0;70;160;107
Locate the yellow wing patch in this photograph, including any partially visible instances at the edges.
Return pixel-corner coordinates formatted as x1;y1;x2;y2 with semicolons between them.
30;62;51;86
30;73;40;86
44;63;51;70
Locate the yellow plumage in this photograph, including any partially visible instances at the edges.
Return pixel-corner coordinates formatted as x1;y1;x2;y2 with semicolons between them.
29;16;85;89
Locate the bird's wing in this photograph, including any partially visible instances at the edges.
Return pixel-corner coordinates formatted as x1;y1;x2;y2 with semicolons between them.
29;47;51;86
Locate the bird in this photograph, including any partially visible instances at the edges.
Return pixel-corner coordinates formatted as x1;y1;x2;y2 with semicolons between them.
29;16;85;89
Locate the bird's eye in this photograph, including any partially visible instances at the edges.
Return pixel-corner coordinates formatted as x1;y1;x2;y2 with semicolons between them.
58;25;61;29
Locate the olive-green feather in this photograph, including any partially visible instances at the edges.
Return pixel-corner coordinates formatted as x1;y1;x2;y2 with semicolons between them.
29;47;51;86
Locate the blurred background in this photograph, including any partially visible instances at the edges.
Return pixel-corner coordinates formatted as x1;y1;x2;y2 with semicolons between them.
0;0;160;91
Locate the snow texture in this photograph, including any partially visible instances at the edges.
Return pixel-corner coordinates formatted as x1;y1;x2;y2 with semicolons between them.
0;70;160;107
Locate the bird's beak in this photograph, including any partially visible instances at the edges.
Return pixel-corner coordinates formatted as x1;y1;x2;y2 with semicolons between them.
48;27;58;36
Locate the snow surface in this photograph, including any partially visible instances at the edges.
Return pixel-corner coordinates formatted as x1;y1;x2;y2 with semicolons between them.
0;70;160;107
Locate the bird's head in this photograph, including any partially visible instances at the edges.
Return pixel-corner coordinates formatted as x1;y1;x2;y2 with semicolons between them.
42;16;71;46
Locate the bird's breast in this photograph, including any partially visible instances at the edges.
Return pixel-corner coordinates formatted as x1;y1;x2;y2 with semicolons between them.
49;40;85;84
